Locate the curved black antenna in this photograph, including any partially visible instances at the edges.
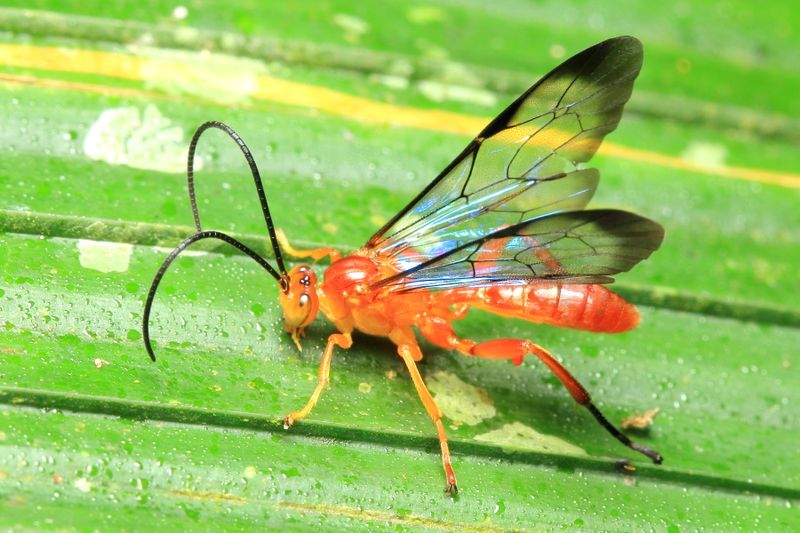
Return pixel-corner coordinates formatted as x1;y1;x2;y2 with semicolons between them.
143;230;282;362
144;121;291;362
187;121;287;276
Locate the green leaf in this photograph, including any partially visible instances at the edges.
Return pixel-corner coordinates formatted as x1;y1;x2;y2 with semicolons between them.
1;3;799;531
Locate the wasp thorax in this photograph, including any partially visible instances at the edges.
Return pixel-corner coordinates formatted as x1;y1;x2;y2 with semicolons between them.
278;264;319;350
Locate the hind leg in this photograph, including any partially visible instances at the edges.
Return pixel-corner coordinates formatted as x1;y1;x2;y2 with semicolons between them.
418;316;663;464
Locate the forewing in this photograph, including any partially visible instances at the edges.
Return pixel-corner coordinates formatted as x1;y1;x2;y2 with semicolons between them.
366;37;643;274
375;210;664;291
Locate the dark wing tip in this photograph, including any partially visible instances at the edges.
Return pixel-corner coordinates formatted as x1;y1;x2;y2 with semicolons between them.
557;35;643;82
602;35;643;50
566;35;643;80
595;35;643;66
481;35;644;139
586;208;665;259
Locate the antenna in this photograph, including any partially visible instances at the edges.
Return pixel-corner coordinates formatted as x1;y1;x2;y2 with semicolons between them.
187;121;287;275
142;122;288;361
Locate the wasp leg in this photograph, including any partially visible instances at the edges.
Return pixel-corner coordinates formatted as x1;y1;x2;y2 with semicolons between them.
276;228;342;263
390;328;458;495
283;332;352;429
418;316;663;465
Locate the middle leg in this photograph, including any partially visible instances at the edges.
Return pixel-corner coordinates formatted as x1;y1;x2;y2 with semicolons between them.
389;327;458;494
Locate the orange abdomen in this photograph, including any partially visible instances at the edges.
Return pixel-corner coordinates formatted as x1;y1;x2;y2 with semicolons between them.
468;283;639;333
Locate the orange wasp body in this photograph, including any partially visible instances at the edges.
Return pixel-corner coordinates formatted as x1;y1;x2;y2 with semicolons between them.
144;36;664;493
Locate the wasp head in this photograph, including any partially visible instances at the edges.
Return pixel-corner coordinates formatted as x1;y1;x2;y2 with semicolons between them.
278;265;319;350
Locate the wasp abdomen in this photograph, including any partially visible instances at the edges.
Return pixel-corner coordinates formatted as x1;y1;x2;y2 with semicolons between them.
472;283;639;333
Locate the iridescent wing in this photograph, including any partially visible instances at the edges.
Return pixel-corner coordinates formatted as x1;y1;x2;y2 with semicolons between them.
374;209;664;291
365;37;644;279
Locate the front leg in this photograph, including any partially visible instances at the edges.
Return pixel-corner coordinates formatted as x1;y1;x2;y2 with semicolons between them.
283;332;352;429
276;228;342;263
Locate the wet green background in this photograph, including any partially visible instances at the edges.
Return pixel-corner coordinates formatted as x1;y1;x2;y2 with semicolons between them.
1;2;798;530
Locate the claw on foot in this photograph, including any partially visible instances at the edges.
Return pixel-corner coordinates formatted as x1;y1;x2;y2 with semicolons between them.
445;482;458;496
283;415;295;430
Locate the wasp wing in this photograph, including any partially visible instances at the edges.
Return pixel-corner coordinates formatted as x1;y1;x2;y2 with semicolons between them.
374;210;664;291
366;37;643;276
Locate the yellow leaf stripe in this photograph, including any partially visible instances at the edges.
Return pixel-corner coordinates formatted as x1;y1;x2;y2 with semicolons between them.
1;43;798;189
